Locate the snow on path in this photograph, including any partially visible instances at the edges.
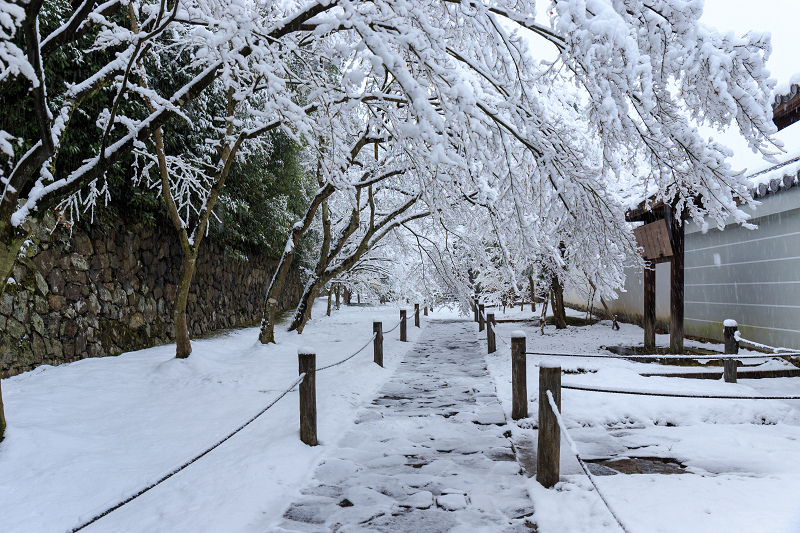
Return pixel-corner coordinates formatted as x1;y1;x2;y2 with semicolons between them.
270;319;535;533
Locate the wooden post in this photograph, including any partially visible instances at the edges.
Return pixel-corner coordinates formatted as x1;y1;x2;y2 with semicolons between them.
667;207;685;354
724;320;739;383
478;303;485;332
400;309;407;342
724;320;739;355
537;363;561;489
643;261;656;350
424;306;428;316
373;321;383;367
723;359;738;383
511;332;527;420
487;313;496;354
473;297;480;322
414;303;420;327
298;349;317;446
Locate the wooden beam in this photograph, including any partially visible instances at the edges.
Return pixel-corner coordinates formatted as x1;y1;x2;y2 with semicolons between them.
666;206;685;354
643;261;656;350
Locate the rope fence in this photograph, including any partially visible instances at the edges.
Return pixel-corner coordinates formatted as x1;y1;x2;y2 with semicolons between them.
70;373;307;533
734;331;800;356
547;391;631;533
525;350;782;361
68;308;420;533
562;383;800;400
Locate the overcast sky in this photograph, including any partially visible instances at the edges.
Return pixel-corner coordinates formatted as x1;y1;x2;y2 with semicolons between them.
701;0;799;87
700;0;800;170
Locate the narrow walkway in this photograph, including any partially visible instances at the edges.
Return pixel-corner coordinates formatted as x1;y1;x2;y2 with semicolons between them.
273;319;535;532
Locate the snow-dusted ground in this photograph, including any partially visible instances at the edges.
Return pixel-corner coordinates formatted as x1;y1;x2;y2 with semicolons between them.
486;305;800;533
3;301;800;533
0;301;423;533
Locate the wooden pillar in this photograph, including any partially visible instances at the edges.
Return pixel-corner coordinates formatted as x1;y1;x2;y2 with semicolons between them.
400;309;407;342
298;350;317;446
537;363;561;488
724;320;739;383
643;261;656;350
414;303;420;327
373;321;383;367
511;332;527;420
424;306;428;316
668;208;685;354
478;304;485;332
487;312;496;354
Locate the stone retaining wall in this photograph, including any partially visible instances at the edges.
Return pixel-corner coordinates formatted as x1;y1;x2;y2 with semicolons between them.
1;220;301;377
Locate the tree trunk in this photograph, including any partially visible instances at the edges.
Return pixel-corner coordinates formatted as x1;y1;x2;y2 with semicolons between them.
0;220;30;440
343;286;351;306
289;275;320;333
174;252;198;358
259;251;294;343
335;284;341;310
0;375;5;442
326;288;332;316
528;275;536;312
551;276;567;329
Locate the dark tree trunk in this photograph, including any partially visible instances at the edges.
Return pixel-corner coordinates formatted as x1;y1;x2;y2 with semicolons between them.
0;219;28;439
528;275;536;312
551;276;567;329
174;253;198;358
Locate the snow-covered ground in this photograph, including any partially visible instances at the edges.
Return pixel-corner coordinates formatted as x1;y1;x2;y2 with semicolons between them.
486;306;800;533
0;301;423;533
3;302;800;533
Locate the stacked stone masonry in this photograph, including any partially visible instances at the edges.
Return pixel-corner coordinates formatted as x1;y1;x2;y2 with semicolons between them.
1;220;301;377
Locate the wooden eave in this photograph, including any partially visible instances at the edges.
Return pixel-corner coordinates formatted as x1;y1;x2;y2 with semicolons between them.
773;90;800;132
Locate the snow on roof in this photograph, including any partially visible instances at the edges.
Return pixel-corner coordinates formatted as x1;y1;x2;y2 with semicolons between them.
773;74;800;104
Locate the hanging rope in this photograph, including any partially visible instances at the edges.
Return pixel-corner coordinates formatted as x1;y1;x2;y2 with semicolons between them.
317;333;377;371
526;350;779;361
563;383;800;400
480;308;511;348
70;321;389;531
69;373;307;533
384;316;404;334
547;391;631;533
734;332;800;356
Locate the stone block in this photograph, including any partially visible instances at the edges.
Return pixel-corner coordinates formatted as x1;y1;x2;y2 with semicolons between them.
47;268;65;295
32;249;56;277
74;233;93;256
64;283;83;302
12;303;29;323
0;293;13;316
34;271;48;296
129;312;145;330
6;317;25;339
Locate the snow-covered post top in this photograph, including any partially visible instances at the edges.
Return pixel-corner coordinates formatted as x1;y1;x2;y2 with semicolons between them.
511;330;526;339
539;361;562;369
723;320;739;355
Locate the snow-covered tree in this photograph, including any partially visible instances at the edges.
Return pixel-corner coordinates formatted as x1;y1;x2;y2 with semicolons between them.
0;0;779;439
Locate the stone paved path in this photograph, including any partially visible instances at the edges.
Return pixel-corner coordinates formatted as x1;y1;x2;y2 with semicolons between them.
272;319;535;532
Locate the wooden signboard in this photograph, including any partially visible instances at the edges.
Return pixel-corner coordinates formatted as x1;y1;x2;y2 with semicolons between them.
634;219;673;262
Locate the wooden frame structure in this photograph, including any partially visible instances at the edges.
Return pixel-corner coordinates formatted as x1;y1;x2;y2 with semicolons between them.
626;201;686;353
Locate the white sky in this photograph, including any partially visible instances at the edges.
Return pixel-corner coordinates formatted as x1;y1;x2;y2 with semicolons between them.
701;0;799;86
699;0;800;173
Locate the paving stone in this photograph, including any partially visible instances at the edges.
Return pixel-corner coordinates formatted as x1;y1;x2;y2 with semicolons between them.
273;320;536;532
